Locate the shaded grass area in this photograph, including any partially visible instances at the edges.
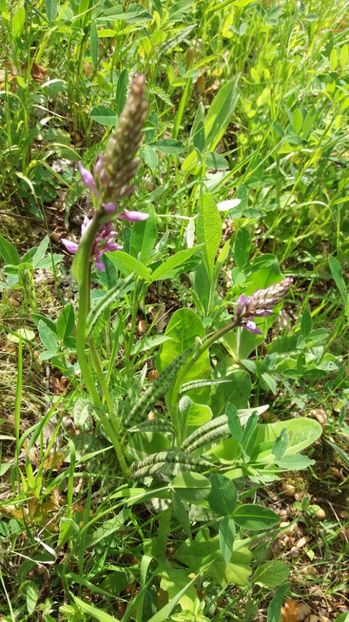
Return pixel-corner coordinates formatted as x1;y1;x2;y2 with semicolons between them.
0;0;348;620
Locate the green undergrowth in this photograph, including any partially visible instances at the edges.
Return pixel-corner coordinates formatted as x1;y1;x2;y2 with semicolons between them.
0;1;348;621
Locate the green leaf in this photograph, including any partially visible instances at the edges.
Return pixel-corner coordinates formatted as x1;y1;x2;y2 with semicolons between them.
0;234;20;265
91;105;117;126
130;204;156;262
272;429;289;460
72;595;120;621
141;144;158;171
147;575;197;622
159;309;210;394
172;471;211;503
89;509;129;547
300;307;312;337
267;584;289;622
196;192;222;278
151;248;198;282
185;402;212;429
329;256;347;305
115;68;128;114
276;454;314;470
234;229;251;268
335;614;349;622
38;320;58;354
56;303;75;340
12;4;25;37
182;77;239;172
227;403;242;443
90;19;99;68
254;560;290;587
25;581;39;615
330;48;338;71
208;474;237;516
45;0;57;22
219;517;235;563
232;505;279;531
253;417;322;463
107;250;151;281
209;560;251;587
292;108;303;134
151;139;184;154
31;236;49;268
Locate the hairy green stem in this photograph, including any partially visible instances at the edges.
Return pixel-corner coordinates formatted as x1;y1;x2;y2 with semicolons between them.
75;213;129;477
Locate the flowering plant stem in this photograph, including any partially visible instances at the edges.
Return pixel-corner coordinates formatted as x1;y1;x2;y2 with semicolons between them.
170;318;239;445
75;213;129;477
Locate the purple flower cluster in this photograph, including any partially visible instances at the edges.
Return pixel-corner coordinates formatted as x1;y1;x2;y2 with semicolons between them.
236;277;293;334
62;163;149;271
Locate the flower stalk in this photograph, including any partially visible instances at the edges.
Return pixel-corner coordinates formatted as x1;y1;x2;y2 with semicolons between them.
68;75;148;476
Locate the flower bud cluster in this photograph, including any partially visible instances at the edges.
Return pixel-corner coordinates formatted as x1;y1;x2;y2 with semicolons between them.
236;277;293;334
94;74;148;205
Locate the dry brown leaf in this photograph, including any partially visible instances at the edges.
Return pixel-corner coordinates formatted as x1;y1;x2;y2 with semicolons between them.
31;63;47;81
281;600;312;622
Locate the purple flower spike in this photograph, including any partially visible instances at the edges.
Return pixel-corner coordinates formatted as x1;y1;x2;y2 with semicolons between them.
78;162;98;197
102;202;116;214
62;239;79;254
118;210;149;222
237;294;248;317
244;320;262;335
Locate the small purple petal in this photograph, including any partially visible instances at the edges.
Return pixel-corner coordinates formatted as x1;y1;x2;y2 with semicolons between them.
106;242;123;251
237;294;247;316
102;202;116;214
95;259;106;271
78;162;98;196
118;210;149;222
244;320;262;335
254;309;273;317
62;239;79;254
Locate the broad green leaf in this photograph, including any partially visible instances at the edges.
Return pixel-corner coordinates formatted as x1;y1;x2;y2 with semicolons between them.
107;250;151;281
335;615;349;622
227;403;242;442
253;417;322;463
130;204;156;262
172;471;211;503
89;509;129;546
234;228;251;268
90;19;99;68
115;68;128;114
208;474;237;515
276;454;314;470
182;77;239;172
159;309;210;390
209;560;251;587
300;307;312;337
272;429;289;460
232;505;279;531
151;139;184;154
267;584;289;622
38;320;58;354
72;595;120;621
147;575;197;622
7;328;35;343
90;105;117;126
25;581;39;615
330;48;338;71
12;4;25;37
0;234;20;265
292;108;303;134
185;402;212;428
253;560;290;587
160;567;197;612
213;369;251;415
45;0;57;22
31;236;49;268
56;303;75;340
329;256;347;305
151;248;198;282
196;192;222;278
219;517;235;563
